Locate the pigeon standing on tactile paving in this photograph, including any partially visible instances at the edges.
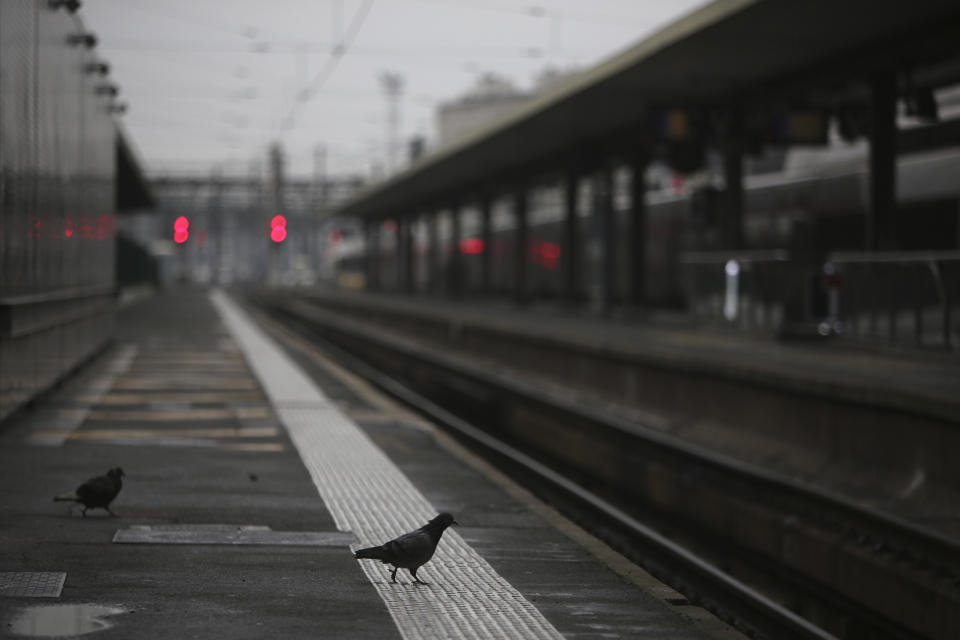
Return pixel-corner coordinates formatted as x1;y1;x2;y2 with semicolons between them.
53;467;125;517
354;513;458;584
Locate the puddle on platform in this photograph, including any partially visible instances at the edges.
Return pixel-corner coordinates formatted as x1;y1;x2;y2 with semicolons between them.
8;604;125;637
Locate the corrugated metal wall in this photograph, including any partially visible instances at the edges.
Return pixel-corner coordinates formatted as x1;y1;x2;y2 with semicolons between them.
1;1;117;422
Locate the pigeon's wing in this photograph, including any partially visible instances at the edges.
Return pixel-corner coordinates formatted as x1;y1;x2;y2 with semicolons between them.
381;529;435;568
76;475;116;504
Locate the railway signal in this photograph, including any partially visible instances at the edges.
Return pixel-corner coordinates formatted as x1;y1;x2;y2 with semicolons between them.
270;215;287;243
173;216;190;244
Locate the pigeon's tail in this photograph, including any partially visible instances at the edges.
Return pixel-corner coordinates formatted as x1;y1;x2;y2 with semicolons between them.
354;546;385;560
53;492;79;502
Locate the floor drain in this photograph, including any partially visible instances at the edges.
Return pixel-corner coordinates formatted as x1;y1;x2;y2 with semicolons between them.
0;573;66;598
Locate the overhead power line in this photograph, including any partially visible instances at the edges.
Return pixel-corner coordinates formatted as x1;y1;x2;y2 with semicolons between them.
278;0;376;133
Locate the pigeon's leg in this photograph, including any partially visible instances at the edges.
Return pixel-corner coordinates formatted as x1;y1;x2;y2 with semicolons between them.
410;568;428;585
390;567;398;583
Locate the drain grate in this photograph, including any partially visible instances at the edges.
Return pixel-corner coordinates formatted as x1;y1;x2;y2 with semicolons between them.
113;524;355;546
0;572;66;598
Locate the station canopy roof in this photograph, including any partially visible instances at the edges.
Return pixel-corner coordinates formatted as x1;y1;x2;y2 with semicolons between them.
334;0;960;220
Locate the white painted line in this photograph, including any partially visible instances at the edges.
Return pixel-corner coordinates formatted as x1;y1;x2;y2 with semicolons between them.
212;290;564;640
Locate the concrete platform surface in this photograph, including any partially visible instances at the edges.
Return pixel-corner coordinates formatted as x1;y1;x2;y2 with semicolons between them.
0;288;740;640
293;289;960;423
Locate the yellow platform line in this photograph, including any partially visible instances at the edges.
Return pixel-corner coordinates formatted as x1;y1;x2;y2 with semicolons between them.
31;427;279;441
113;379;258;390
81;391;266;405
85;407;271;421
219;442;285;452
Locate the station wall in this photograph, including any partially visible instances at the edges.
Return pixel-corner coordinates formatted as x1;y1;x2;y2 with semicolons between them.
0;1;117;422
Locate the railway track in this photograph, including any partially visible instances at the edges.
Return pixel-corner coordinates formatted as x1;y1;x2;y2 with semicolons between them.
249;292;960;640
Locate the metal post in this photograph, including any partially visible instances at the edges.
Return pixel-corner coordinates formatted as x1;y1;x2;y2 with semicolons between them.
366;219;380;291
211;172;223;284
480;194;492;294
450;203;462;298
313;144;327;279
427;211;439;295
514;186;528;307
629;152;648;307
595;164;616;314
562;169;579;304
363;218;373;291
400;217;414;294
868;71;898;251
722;143;744;250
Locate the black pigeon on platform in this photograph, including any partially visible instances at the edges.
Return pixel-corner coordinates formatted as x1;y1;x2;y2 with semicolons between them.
354;513;457;584
54;467;125;517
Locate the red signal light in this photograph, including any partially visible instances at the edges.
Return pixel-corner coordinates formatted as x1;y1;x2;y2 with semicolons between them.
529;239;561;269
459;238;485;255
270;226;288;243
328;229;343;245
173;216;190;244
270;215;287;243
540;241;560;260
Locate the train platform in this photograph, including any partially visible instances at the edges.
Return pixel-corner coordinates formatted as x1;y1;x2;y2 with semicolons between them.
0;288;742;640
288;288;960;423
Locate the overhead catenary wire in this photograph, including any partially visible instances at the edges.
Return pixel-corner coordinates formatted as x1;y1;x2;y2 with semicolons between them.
82;0;707;177
277;0;377;134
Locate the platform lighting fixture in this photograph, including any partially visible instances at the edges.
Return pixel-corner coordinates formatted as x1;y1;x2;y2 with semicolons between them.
96;85;119;97
68;33;97;49
109;103;128;115
86;61;110;76
49;0;81;13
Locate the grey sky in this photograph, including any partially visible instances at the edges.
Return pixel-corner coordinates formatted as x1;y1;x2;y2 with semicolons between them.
80;0;708;178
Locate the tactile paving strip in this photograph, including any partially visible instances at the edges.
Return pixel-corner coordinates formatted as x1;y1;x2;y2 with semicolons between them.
0;572;66;597
212;291;564;640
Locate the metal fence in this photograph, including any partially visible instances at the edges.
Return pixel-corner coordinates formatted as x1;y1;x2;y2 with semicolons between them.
679;250;798;333
827;251;960;350
679;250;960;351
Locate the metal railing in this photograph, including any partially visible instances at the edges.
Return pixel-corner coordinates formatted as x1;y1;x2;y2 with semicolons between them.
827;251;960;350
679;250;798;332
679;250;960;351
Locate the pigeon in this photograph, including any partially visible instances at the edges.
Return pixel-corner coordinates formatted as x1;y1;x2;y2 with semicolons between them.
53;467;125;517
354;512;457;584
